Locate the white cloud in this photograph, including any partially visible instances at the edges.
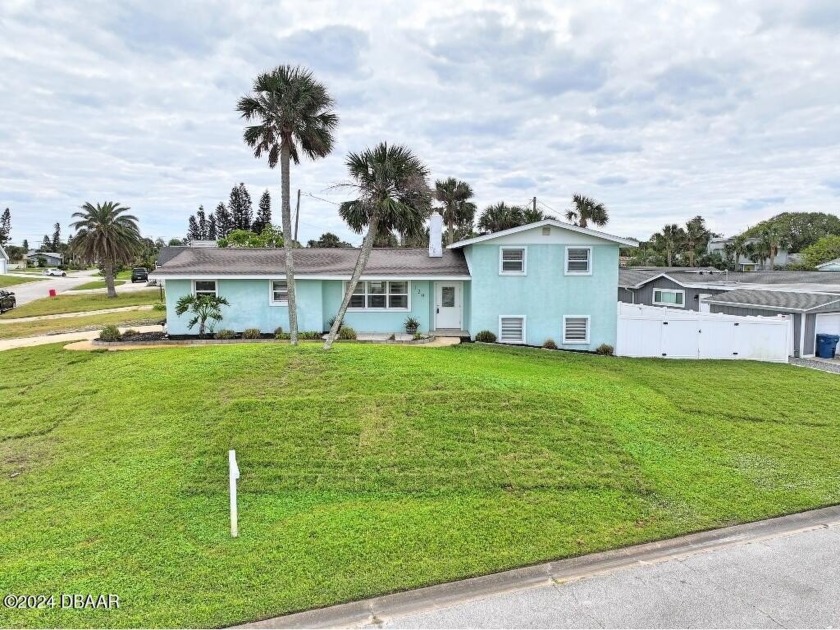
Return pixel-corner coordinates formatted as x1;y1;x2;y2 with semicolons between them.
1;0;839;247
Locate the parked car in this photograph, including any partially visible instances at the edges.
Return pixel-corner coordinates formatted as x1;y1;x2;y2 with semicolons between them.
131;267;149;283
43;268;66;277
0;290;16;313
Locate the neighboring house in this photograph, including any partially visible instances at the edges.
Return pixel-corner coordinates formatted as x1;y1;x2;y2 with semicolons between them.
619;268;728;312
707;236;793;270
817;258;840;272
619;267;840;357
26;251;63;267
0;245;8;274
152;215;636;350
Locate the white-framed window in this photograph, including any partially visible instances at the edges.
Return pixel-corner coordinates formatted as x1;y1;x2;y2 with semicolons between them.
193;280;217;297
347;281;410;310
269;280;288;305
499;315;526;344
563;315;590;344
565;247;591;275
653;289;685;307
499;247;526;275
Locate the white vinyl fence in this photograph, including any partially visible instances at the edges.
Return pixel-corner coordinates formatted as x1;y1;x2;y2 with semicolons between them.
616;303;791;363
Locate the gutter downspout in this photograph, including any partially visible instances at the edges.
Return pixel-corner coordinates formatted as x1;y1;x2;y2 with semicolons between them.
799;312;806;358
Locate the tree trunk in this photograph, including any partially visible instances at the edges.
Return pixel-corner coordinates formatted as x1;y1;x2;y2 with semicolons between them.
104;259;117;298
280;143;299;345
447;213;454;247
323;210;380;350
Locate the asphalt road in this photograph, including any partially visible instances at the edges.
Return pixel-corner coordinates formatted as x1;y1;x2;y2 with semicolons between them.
4;270;98;305
371;524;840;628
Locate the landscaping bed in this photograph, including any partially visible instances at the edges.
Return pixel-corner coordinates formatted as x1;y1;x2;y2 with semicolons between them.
2;343;839;627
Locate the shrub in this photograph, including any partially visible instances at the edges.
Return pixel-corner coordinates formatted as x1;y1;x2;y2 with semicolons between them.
122;329;139;337
152;302;166;311
327;315;343;331
542;338;558;349
475;330;497;343
413;332;423;341
299;331;323;340
243;328;262;339
215;329;236;340
595;343;614;356
99;325;121;342
338;325;357;340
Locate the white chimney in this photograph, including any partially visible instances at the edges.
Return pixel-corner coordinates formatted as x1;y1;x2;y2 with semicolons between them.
429;211;443;257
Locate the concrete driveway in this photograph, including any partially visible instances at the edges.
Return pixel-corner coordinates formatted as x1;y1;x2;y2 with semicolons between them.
4;270;99;305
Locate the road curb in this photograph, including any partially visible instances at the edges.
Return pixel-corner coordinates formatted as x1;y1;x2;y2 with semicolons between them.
236;504;840;629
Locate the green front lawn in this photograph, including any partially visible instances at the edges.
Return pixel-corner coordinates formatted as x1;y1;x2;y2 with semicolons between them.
68;280;127;291
2;343;839;628
0;311;160;340
0;275;46;288
0;289;160;319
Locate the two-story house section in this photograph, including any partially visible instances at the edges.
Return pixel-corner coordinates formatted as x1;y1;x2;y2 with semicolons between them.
153;214;636;349
448;221;636;350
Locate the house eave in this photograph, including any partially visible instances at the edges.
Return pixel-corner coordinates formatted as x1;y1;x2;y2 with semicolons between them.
149;273;473;281
448;220;638;249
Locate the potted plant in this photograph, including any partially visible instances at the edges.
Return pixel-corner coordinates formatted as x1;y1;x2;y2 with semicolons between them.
404;316;420;335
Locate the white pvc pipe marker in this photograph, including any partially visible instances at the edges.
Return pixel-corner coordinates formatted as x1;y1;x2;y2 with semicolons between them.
229;449;240;537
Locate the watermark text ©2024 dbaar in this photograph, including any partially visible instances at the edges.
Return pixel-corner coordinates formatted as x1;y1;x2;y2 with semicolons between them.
4;593;120;610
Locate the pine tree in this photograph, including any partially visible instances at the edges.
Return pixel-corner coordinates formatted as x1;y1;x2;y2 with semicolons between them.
22;238;28;251
208;214;217;240
228;183;253;231
41;235;52;251
187;215;201;242
253;190;272;234
214;202;232;238
196;206;207;239
0;208;10;246
52;223;61;251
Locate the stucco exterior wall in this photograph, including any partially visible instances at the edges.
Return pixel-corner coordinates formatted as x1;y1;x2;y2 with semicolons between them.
321;280;435;334
464;242;619;350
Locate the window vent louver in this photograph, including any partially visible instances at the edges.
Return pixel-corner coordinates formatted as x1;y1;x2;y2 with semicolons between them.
500;317;525;343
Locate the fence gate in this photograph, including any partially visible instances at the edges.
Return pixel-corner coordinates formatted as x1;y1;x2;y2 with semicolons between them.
616;303;791;363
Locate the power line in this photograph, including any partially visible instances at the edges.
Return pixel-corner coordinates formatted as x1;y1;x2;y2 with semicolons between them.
303;192;342;206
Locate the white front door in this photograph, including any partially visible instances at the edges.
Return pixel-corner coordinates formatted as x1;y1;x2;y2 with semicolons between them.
698;293;712;313
434;281;462;329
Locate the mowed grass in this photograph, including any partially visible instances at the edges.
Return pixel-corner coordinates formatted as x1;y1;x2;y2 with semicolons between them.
0;289;160;319
68;280;127;291
0;275;45;288
2;343;840;628
0;311;160;339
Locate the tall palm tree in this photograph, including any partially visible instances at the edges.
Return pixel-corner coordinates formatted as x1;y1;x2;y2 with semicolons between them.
238;64;338;345
70;202;142;298
653;224;686;267
434;178;476;245
565;194;608;228
477;203;525;233
324;142;430;350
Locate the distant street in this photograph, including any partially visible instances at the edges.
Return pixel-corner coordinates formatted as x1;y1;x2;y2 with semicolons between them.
5;270;98;305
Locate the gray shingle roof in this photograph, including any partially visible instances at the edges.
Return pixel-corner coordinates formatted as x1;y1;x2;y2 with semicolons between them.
620;267;840;289
705;289;840;312
152;247;470;277
619;267;723;288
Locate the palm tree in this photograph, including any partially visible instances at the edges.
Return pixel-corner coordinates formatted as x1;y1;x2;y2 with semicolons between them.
69;202;142;298
237;64;338;345
324;142;430;350
653;224;686;267
477;203;525;233
565;194;608;228
434;178;476;245
761;226;788;270
174;294;230;338
683;216;710;267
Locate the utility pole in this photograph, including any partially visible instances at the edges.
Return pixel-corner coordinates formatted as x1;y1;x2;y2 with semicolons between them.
294;189;301;244
533;196;537;213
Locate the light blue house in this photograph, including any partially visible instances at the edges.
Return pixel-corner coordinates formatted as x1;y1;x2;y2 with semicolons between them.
152;215;635;350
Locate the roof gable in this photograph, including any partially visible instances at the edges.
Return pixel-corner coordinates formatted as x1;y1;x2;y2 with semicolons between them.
448;220;637;249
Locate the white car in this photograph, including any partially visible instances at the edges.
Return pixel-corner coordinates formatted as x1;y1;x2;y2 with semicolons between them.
43;268;67;277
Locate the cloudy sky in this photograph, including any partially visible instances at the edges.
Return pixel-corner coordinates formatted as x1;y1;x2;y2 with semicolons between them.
2;0;839;247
